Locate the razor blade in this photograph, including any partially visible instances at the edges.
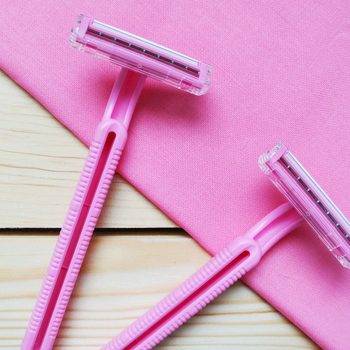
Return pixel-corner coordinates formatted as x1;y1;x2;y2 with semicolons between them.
70;14;211;95
260;143;350;268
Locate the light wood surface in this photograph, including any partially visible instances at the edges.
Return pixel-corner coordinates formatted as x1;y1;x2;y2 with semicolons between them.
0;71;318;349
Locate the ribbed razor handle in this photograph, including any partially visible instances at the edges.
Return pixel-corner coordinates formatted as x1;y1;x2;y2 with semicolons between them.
22;120;127;350
103;238;260;350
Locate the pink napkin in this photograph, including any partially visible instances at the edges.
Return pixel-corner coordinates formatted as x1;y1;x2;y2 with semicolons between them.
2;1;350;349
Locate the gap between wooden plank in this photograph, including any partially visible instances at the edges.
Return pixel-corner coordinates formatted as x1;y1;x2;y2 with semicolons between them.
0;227;185;235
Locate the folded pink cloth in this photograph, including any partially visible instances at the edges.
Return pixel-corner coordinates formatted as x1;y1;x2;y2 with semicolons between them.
2;1;350;349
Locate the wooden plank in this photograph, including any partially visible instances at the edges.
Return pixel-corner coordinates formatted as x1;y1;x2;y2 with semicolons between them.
0;234;317;350
0;71;175;229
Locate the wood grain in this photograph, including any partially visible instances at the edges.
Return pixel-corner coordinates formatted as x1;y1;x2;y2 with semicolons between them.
0;234;317;350
0;71;174;229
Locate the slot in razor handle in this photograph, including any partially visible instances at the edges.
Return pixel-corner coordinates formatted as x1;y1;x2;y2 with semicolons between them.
102;237;262;350
22;119;127;350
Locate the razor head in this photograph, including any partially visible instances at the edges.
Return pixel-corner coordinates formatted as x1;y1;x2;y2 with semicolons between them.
70;14;211;95
259;143;350;268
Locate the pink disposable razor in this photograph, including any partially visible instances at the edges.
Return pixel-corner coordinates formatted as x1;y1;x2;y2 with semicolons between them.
103;143;350;350
21;15;211;350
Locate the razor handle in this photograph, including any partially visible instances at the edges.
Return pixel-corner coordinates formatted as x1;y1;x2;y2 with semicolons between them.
102;203;300;350
22;119;127;350
102;237;262;350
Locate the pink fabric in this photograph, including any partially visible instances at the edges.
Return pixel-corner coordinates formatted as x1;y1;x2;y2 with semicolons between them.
1;1;350;349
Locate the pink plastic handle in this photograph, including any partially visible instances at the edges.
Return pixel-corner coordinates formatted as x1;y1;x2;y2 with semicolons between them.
21;69;145;350
102;203;301;350
103;238;261;350
21;119;126;350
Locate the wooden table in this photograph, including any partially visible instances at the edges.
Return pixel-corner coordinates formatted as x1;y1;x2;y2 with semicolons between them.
0;71;318;349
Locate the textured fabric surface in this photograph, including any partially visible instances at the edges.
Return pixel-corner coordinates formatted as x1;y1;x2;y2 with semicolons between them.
1;1;350;349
